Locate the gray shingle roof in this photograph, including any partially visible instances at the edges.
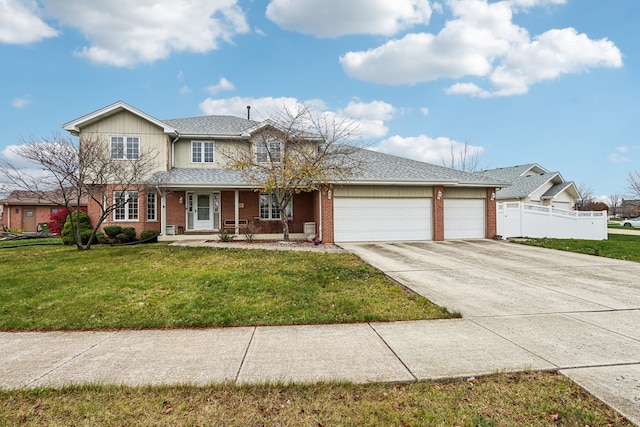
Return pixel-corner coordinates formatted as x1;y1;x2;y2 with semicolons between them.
154;148;510;187
351;148;508;185
542;181;574;198
479;164;570;199
152;168;249;187
163;116;258;136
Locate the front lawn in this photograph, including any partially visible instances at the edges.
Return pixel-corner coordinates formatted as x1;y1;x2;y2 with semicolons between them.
0;244;452;331
0;372;630;426
516;233;640;262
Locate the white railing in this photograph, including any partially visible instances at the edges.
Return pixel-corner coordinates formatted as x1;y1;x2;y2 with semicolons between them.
497;202;608;240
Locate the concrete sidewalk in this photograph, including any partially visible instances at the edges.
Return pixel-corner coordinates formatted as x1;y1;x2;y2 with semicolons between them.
2;240;640;425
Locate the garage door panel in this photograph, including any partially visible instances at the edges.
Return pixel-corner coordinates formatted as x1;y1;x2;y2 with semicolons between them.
334;198;432;242
444;199;485;239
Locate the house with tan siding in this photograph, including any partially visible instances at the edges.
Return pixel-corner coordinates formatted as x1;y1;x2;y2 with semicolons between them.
62;101;509;243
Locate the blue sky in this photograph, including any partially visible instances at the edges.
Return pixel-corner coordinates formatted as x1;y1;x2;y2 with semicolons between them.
0;0;637;201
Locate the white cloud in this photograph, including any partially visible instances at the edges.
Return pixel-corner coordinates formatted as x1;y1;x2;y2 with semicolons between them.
179;85;191;95
375;134;484;165
0;0;58;44
609;146;633;164
420;107;429;117
41;0;249;67
11;97;31;108
206;77;236;95
266;0;432;38
199;97;395;139
340;0;622;97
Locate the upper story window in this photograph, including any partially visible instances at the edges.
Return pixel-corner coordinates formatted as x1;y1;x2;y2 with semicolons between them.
192;141;215;163
111;136;140;160
254;141;282;163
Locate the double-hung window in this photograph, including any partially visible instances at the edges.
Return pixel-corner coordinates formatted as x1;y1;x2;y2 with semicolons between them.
146;192;157;221
110;136;140;160
192;141;215;163
255;141;282;163
114;191;139;221
259;193;292;220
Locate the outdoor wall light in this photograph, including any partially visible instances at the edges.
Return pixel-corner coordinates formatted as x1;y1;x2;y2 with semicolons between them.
327;190;332;199
490;192;496;201
179;196;184;204
436;190;443;200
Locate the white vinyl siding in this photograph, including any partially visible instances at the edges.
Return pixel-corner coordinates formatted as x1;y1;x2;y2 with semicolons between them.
334;198;432;242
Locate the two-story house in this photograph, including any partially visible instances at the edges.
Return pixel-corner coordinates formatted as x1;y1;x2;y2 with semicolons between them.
62;101;509;243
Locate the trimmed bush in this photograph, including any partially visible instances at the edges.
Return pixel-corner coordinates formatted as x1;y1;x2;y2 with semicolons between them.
121;227;136;241
103;225;122;238
140;230;160;240
61;210;93;246
116;233;129;243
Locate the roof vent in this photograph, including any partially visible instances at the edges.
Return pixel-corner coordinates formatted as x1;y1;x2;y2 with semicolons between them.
247;105;251;120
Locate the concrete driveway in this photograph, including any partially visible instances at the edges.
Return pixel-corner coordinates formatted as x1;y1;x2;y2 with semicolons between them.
341;240;640;425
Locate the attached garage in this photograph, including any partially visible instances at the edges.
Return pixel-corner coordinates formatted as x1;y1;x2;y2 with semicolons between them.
444;198;486;239
334;196;432;242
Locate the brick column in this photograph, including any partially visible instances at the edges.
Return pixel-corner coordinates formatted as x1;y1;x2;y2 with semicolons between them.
486;187;497;239
320;185;334;244
433;186;445;241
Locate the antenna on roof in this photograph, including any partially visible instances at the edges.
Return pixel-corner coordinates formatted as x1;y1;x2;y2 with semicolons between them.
247;105;251;120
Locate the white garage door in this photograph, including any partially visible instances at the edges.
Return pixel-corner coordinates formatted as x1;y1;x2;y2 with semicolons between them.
334;198;432;242
444;199;485;239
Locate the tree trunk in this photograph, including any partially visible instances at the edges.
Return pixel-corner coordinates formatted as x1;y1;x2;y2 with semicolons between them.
281;216;290;242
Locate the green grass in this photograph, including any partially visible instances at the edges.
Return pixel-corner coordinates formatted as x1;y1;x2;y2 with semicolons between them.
0;244;452;331
0;372;630;426
516;233;640;262
0;237;62;247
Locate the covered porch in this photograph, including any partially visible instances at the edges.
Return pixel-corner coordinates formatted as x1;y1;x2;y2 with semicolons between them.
159;188;323;241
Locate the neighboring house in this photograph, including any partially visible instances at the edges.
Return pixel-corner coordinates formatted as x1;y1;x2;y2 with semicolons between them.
0;190;88;232
62;101;509;243
479;164;580;210
620;199;640;218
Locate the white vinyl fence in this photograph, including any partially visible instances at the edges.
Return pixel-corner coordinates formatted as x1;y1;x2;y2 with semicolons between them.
497;202;608;240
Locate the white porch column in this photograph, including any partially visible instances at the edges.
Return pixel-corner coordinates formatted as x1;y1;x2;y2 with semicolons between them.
234;190;240;234
161;191;167;235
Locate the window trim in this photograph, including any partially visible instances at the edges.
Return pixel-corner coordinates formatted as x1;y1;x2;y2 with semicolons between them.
113;191;139;222
191;140;215;164
146;192;157;221
110;136;140;160
259;193;292;221
254;140;283;164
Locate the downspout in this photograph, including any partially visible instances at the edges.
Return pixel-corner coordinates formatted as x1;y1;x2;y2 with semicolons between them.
170;133;180;169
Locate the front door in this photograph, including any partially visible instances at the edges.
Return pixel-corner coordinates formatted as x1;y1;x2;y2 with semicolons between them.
188;192;220;231
194;194;212;230
22;208;37;232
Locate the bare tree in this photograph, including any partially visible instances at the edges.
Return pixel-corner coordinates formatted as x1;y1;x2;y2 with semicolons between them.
224;105;364;241
609;192;622;217
0;133;159;249
442;140;483;172
628;171;640;198
575;182;595;210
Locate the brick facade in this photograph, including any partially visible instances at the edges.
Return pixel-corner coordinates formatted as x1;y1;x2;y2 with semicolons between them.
432;186;445;241
486;187;498;239
320;186;334;244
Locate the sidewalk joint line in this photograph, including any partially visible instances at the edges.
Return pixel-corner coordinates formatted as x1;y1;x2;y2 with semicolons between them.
234;327;257;383
22;330;121;389
368;323;418;382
